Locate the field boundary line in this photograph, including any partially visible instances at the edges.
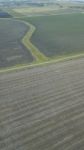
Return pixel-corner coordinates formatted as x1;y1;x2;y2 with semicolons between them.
0;52;84;73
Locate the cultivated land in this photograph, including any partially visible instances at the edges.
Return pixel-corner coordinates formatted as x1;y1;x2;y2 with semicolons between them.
0;58;84;150
0;8;84;69
13;6;61;16
0;9;12;18
13;5;83;17
1;5;84;150
0;19;33;68
24;13;84;58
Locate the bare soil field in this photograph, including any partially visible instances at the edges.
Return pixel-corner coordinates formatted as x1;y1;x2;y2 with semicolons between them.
0;58;84;150
0;19;33;68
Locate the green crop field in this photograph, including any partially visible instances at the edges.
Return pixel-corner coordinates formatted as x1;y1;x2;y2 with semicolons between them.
23;13;84;58
0;19;33;68
1;9;84;69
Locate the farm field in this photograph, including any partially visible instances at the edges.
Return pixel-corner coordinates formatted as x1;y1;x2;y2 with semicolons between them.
24;13;84;58
0;9;84;69
0;19;33;68
0;58;84;150
13;6;60;16
0;9;12;18
1;4;84;150
13;7;82;16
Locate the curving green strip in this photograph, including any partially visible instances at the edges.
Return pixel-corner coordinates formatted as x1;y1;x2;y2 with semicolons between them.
21;20;48;62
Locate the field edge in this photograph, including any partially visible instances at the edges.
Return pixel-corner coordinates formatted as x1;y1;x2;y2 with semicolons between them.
0;52;84;73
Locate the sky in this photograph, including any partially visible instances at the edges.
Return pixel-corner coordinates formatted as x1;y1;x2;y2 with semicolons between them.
0;0;84;1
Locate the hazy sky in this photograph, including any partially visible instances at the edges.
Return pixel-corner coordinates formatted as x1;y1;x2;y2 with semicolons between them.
0;0;84;1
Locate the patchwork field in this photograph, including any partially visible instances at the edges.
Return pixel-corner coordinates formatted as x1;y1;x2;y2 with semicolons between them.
0;9;84;69
0;5;84;150
0;58;84;150
0;19;33;68
24;13;84;58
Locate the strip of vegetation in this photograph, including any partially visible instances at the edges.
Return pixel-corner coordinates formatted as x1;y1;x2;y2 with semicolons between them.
1;51;84;73
21;20;48;62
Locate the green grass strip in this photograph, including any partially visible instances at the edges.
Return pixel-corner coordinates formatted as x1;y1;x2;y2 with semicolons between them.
20;20;48;62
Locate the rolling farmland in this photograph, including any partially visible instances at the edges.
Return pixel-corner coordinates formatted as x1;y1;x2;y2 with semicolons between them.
0;58;84;150
24;13;84;58
0;19;33;68
1;4;84;150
